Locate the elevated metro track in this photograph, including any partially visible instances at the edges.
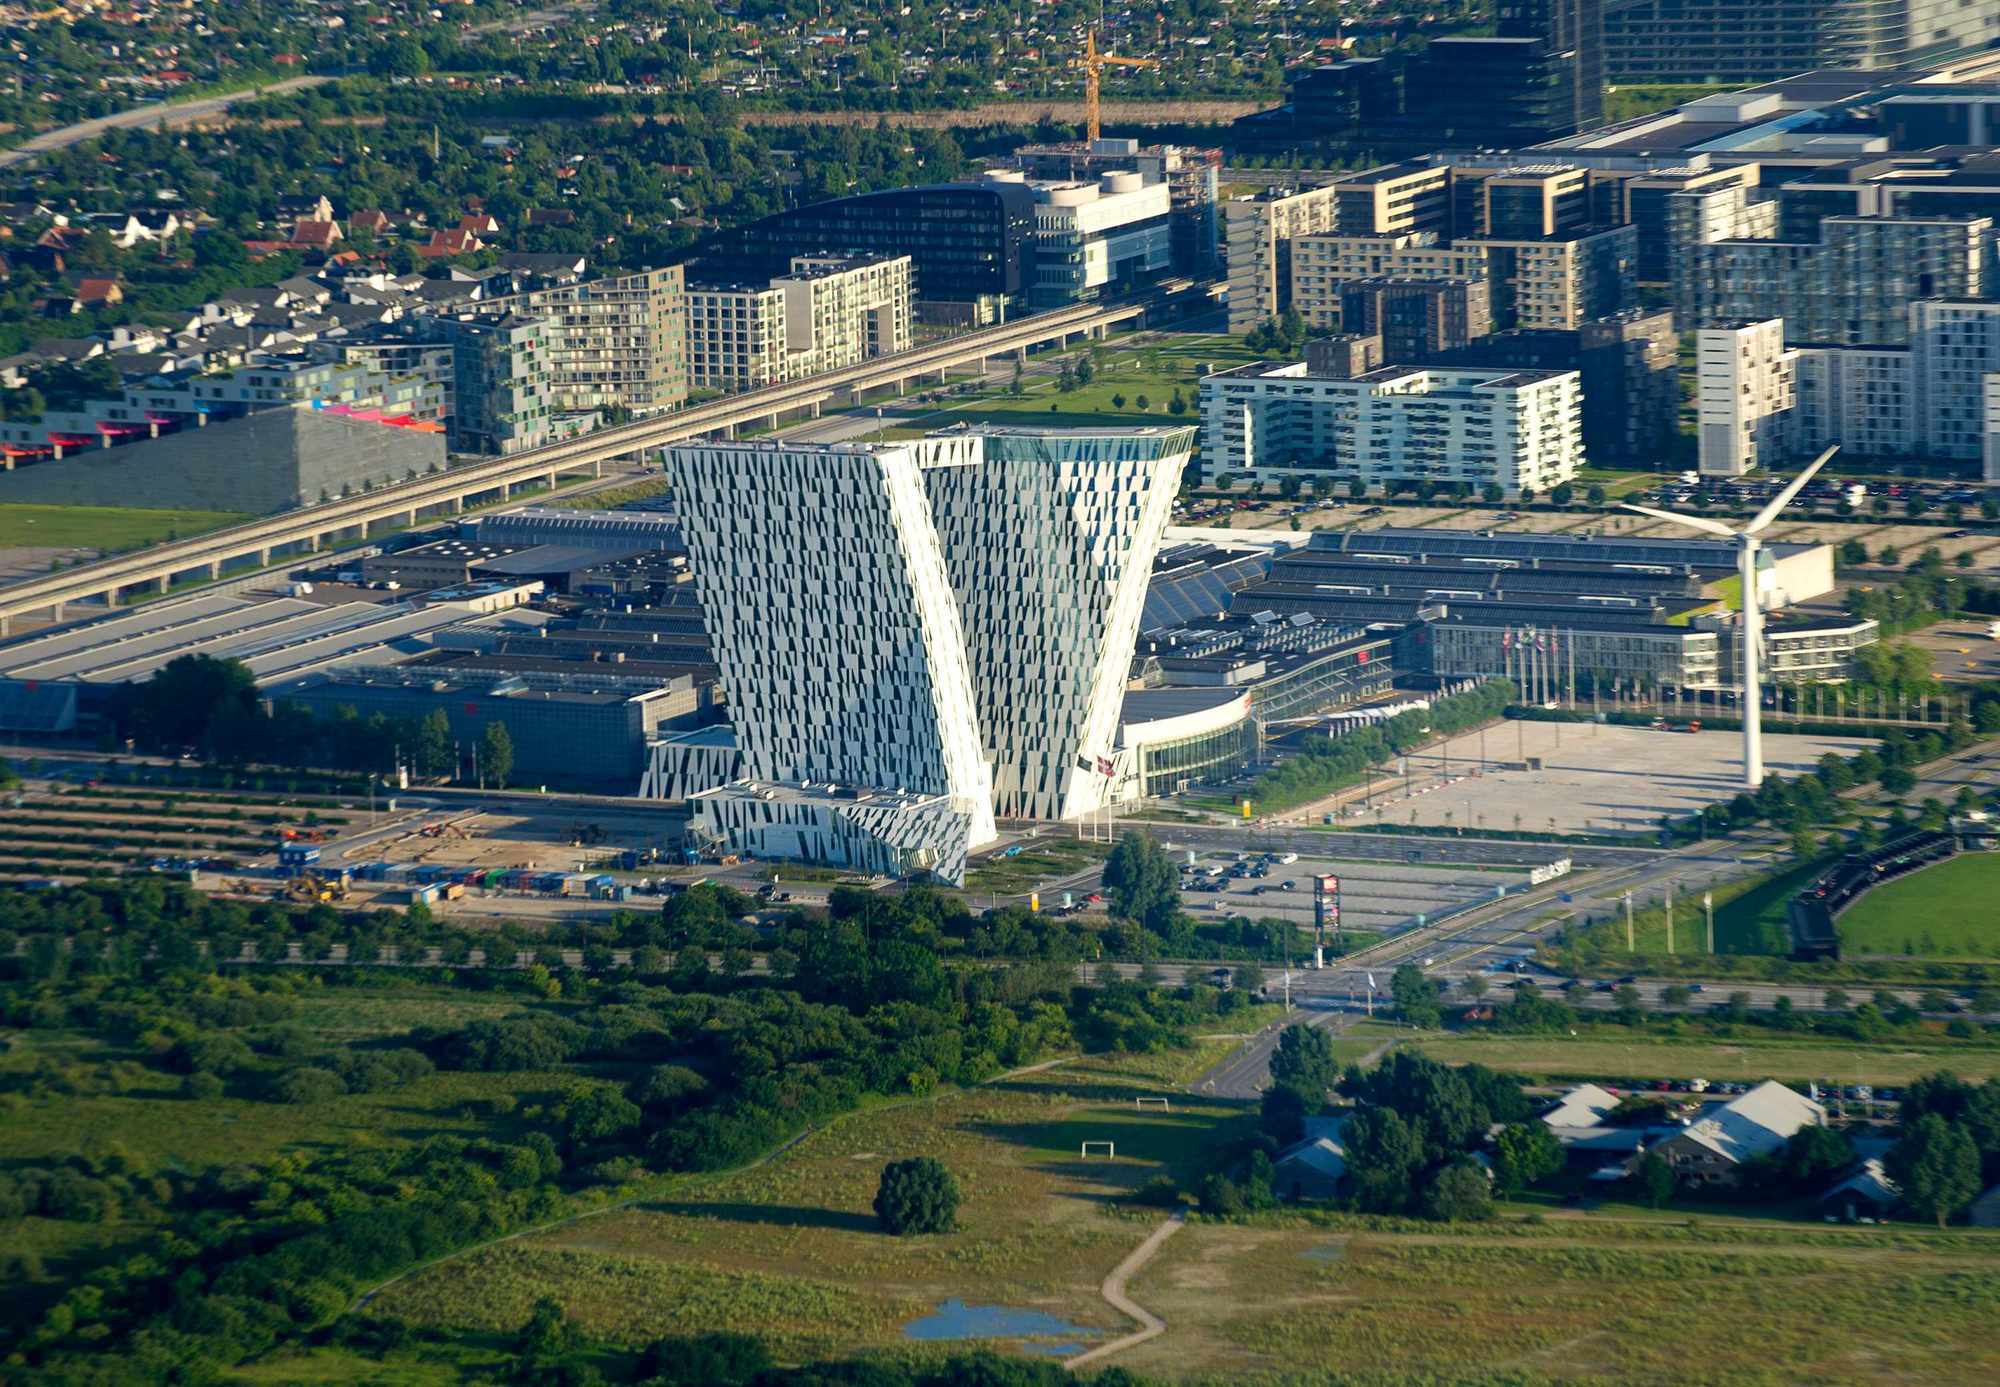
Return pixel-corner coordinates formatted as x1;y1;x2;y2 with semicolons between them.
0;284;1213;635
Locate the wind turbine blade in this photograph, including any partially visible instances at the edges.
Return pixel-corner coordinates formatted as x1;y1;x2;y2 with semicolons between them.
1746;445;1839;535
1620;503;1738;538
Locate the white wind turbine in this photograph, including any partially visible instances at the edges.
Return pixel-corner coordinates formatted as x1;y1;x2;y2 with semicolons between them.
1620;446;1840;789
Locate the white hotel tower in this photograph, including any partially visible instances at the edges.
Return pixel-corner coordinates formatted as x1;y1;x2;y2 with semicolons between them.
666;425;1192;883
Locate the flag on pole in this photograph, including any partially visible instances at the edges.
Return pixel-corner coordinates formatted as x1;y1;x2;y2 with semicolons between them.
1366;972;1376;990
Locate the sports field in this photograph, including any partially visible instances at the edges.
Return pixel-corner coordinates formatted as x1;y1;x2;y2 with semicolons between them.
1838;852;2000;959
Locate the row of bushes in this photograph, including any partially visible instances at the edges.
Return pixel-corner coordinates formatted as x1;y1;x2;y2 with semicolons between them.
1245;678;1519;814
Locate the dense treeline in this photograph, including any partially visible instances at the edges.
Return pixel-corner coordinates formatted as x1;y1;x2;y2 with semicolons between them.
0;874;1239;1381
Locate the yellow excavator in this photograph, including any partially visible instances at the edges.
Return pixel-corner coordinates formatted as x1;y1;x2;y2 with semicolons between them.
279;873;349;905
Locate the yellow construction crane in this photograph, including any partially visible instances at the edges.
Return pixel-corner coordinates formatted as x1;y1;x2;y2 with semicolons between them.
1079;29;1158;145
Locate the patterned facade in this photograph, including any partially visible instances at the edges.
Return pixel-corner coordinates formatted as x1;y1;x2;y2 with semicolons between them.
667;426;1193;881
925;429;1187;821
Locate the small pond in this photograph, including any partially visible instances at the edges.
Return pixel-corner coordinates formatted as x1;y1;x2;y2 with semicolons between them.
901;1299;1102;1357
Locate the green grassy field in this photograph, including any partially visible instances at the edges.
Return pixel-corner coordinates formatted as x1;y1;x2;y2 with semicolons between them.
547;476;671;511
1407;1028;2000;1086
1567;857;1821;958
1838;853;2000;959
901;333;1251;436
1119;1212;2000;1384
363;1046;1253;1361
0;503;249;552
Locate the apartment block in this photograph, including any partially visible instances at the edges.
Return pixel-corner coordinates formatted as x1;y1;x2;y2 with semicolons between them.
1715;301;2000;475
1909;299;2000;461
1291;231;1488;329
1225;184;1343;333
1794;344;1916;462
433;315;558;456
687;254;913;392
1674;197;1992;346
1427;307;1679;465
1333;161;1453;238
1468;227;1637;331
1201;359;1584;495
1293;224;1634;334
1337;278;1493;360
474;266;688;419
1593;162;1760;282
1453;164;1592;240
1697;321;1797;477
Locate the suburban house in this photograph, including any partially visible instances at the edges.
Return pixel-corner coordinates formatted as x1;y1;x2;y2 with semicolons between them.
1819;1159;1899;1223
1645;1080;1825;1189
1274;1115;1347;1201
1541;1083;1620;1131
1533;1082;1654;1177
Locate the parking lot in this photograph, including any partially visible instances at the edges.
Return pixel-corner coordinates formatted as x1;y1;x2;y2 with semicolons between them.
1176;846;1530;938
1895;615;2000;683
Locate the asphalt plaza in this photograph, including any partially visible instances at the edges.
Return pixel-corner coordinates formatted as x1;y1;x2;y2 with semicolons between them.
1360;720;1875;837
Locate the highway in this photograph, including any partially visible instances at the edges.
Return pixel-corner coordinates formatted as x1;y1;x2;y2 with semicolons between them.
0;290;1188;634
0;77;331;170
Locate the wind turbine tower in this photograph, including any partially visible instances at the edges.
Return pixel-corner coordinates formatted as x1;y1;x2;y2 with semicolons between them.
1620;446;1839;789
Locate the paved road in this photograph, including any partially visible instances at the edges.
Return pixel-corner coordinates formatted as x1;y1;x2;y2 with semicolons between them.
0;76;330;169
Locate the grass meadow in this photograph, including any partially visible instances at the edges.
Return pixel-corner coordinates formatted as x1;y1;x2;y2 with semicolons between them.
0;502;249;551
1119;1214;2000;1384
1406;1028;2000;1086
363;1045;1255;1360
1837;853;2000;959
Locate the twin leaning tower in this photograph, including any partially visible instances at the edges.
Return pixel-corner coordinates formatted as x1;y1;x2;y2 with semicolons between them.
667;424;1197;883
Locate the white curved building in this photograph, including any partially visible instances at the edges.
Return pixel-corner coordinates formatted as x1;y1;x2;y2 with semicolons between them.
666;425;1193;882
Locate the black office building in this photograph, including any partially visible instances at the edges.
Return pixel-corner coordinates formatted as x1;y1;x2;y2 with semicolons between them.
687;182;1037;321
1498;0;1605;133
1400;37;1589;148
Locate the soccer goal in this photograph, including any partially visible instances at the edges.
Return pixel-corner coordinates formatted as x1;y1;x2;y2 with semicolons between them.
1080;1140;1116;1158
1135;1096;1171;1111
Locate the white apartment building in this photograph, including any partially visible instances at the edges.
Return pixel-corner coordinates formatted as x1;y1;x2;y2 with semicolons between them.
984;170;1171;310
1200;360;1584;496
1985;377;2000;483
685;253;912;391
1702;302;2000;478
664;425;1193;882
1794;344;1915;461
1697;320;1797;477
1911;299;2000;461
1225;184;1343;333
